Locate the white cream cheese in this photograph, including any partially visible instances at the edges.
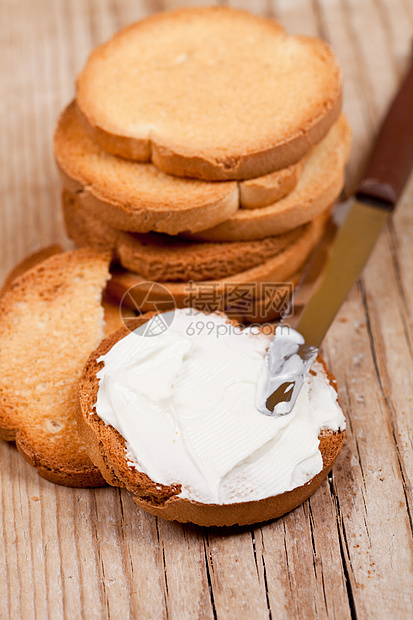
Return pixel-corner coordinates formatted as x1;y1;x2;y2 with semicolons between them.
95;310;345;505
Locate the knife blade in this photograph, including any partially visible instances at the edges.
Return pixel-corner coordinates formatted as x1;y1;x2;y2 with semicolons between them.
258;45;413;417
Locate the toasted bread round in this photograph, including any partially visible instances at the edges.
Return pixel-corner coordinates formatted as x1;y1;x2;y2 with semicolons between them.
105;209;327;324
0;247;132;339
184;115;351;241
77;317;345;526
104;210;328;317
62;190;119;251
58;107;349;238
55;103;307;236
0;249;114;487
63;189;317;282
239;155;308;209
55;103;238;236
0;245;63;296
107;268;302;324
76;7;342;180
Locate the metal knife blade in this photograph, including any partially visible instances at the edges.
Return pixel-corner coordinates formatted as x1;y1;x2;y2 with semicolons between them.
257;198;390;416
296;198;389;348
258;44;413;417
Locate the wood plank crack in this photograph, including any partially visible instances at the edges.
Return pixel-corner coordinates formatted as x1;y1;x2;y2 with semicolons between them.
91;490;111;620
155;517;170;619
202;532;218;620
328;475;358;620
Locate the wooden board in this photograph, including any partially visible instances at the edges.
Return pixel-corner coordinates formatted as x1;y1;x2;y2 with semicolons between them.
1;0;413;617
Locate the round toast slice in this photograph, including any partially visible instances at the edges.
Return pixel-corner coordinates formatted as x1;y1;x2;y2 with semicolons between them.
77;316;345;526
76;7;342;180
0;249;116;487
0;245;63;296
184;115;351;241
107;269;301;324
55;103;239;236
63;189;317;282
239;155;308;209
55;103;307;236
0;247;133;338
104;209;328;324
56;103;348;237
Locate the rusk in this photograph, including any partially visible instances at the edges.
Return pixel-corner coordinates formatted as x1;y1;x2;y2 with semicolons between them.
239;156;307;209
106;210;327;311
55;103;239;235
77;317;345;526
63;189;316;282
0;246;130;335
0;249;117;487
0;245;62;296
108;269;301;324
185;115;351;241
76;7;342;180
55;104;308;236
57;104;348;237
105;210;327;324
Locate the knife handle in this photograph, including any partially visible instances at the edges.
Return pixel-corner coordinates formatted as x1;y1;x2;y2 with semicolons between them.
356;45;413;209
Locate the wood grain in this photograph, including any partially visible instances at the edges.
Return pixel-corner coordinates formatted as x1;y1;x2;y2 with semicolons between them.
1;0;413;618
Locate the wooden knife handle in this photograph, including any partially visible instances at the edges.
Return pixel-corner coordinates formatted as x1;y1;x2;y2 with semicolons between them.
356;46;413;209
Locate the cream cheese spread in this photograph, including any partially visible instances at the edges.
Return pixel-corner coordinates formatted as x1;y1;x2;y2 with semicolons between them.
95;310;345;505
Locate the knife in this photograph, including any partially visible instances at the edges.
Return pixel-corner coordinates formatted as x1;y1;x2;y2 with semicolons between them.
258;48;413;417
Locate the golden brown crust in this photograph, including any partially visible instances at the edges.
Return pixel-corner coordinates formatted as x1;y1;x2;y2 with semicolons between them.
107;269;302;324
149;94;342;182
104;209;328;315
63;189;319;282
0;245;63;295
74;104;303;211
55;102;314;238
0;249;113;487
77;317;345;526
183;115;351;241
76;7;342;180
239;155;308;209
132;431;344;526
62;190;119;252
55;103;239;236
104;207;329;324
56;104;348;238
0;248;132;485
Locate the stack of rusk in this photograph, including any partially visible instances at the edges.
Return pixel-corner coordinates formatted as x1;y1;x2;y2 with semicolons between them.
54;6;351;323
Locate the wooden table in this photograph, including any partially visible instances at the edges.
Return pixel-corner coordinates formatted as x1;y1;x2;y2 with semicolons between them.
1;0;413;618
